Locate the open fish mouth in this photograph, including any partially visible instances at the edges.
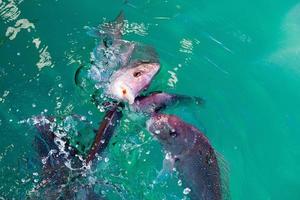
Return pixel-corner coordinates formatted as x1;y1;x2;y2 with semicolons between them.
109;79;136;104
108;62;160;104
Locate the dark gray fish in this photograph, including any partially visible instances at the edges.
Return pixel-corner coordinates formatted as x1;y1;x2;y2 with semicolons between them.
30;108;123;199
88;11;136;74
131;91;204;113
75;12;136;90
86;102;123;163
30;116;99;199
147;113;226;200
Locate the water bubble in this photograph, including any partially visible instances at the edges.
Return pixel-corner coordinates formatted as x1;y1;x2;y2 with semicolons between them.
154;130;160;134
178;179;182;186
104;157;109;162
58;83;63;88
183;187;191;195
32;103;36;108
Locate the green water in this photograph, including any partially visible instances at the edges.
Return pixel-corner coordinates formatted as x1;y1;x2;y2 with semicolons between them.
1;0;300;199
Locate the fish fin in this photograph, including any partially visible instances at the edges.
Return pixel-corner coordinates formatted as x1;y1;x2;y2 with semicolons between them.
85;103;123;163
85;11;124;40
155;152;175;183
85;26;101;38
192;96;205;105
114;11;125;28
215;151;231;200
129;43;160;64
149;90;163;94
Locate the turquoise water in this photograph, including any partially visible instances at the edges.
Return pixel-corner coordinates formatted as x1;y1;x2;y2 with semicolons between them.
1;0;300;199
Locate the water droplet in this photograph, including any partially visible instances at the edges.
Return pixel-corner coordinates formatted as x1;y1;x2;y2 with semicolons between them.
58;83;63;88
183;187;191;195
104;157;109;162
178;179;182;186
32;103;36;108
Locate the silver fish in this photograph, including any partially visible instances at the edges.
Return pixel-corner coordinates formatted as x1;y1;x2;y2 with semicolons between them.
107;61;160;104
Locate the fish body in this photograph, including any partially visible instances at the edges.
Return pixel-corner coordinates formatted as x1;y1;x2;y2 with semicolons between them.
131;91;204;113
76;12;136;88
147;113;223;200
30;107;123;199
86;103;123;163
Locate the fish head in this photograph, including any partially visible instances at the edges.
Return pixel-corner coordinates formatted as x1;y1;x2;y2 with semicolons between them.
147;113;192;154
108;62;160;104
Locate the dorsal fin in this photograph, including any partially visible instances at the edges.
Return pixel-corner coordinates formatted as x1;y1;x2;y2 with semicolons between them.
215;151;231;200
111;11;125;40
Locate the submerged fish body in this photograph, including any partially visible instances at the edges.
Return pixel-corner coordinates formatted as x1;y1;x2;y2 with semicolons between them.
147;113;223;200
107;61;160;104
86;102;123;163
30;108;123;199
86;11;136;85
131;91;204;113
30;115;95;199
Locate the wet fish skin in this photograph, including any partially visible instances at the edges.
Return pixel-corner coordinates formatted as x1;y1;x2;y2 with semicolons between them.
147;113;222;200
108;61;160;104
85;102;123;163
131;91;204;113
31;114;113;199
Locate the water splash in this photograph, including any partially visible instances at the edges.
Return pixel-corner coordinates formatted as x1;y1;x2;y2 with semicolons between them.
5;18;35;40
0;0;21;23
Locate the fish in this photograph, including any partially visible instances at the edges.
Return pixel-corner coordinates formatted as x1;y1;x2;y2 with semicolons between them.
130;91;204;113
107;61;160;104
85;102;123;163
147;113;227;200
86;11;136;83
30;115;97;199
75;11;136;90
29;105;123;199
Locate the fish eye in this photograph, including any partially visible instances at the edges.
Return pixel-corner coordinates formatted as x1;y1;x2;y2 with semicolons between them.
133;71;142;77
169;130;177;138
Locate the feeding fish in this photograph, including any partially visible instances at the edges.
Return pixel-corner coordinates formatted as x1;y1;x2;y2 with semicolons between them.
75;11;135;89
107;61;160;104
86;102;123;163
131;91;204;113
147;113;227;200
29;105;123;199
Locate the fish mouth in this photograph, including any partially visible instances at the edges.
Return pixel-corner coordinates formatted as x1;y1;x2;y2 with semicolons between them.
109;80;136;104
